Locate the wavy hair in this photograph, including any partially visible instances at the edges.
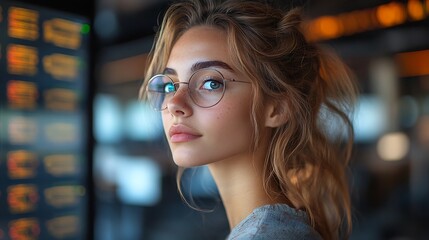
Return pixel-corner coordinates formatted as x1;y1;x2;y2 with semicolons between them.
139;0;358;239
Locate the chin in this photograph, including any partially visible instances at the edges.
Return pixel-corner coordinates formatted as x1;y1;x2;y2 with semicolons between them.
172;154;213;168
173;159;204;168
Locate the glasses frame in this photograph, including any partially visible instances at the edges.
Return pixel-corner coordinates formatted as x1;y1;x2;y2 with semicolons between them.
147;68;250;111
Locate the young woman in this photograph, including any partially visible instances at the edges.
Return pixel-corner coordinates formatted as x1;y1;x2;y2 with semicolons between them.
140;0;358;239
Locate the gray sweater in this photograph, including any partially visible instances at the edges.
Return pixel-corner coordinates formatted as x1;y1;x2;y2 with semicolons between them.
227;204;322;240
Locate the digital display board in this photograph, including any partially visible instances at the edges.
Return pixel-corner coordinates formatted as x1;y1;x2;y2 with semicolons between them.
0;1;90;239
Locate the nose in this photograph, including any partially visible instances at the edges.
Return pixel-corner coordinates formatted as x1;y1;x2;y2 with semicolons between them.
166;84;192;117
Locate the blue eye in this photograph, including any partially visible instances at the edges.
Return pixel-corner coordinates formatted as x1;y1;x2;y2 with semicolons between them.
164;82;175;93
202;80;223;90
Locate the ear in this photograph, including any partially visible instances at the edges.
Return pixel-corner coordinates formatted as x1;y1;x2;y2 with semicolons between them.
264;100;289;128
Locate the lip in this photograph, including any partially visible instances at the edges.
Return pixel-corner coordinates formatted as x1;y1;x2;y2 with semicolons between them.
168;124;202;143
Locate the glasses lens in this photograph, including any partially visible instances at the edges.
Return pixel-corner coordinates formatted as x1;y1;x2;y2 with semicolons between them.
146;69;227;111
147;75;174;110
189;69;225;108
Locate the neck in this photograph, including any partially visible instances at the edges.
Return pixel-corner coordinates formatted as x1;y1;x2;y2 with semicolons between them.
208;152;278;229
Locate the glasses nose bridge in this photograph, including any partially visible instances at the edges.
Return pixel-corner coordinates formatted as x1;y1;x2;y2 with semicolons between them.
172;81;190;94
169;81;191;103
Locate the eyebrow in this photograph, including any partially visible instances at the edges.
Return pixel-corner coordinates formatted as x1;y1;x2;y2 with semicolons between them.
163;60;233;75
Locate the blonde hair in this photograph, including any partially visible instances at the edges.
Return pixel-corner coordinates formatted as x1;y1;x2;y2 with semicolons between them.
139;0;358;239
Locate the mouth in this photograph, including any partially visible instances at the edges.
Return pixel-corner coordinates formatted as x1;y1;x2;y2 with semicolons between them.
168;124;202;143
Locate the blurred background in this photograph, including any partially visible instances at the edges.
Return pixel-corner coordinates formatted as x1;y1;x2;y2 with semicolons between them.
0;0;428;239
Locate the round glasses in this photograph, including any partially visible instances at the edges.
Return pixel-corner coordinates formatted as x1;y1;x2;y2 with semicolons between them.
146;68;250;111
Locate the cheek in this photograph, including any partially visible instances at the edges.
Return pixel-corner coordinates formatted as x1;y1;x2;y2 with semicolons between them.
214;105;232;120
209;103;253;141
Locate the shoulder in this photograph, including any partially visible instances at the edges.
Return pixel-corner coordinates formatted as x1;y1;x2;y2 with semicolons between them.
227;204;322;240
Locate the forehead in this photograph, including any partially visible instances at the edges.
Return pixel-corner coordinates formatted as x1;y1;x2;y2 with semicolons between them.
167;26;233;72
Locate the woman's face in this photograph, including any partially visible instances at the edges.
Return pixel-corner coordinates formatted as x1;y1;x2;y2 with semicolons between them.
162;26;254;167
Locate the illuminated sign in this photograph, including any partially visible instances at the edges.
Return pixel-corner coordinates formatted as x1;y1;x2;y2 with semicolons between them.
7;184;39;214
8;116;37;144
43;54;79;81
7;44;38;76
44;88;77;111
44;122;77;143
0;2;89;238
46;215;79;239
7;150;38;179
305;0;429;42
44;154;79;176
44;185;85;208
8;218;40;240
44;18;82;49
8;6;39;41
395;49;429;77
7;80;38;109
